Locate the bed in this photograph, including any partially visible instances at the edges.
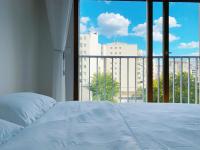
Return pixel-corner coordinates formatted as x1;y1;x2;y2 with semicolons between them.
0;93;200;150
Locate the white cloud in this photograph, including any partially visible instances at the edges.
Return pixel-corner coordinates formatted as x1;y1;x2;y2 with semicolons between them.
97;12;131;37
80;16;90;33
80;17;90;24
154;16;181;28
132;16;180;42
169;34;180;42
89;26;98;33
190;51;199;56
104;0;111;4
132;23;146;37
178;41;199;49
80;23;87;33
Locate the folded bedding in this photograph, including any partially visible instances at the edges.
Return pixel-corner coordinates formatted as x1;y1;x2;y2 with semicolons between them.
0;93;200;150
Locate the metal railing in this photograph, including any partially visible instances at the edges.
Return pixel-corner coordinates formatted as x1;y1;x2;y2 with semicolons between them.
79;55;200;104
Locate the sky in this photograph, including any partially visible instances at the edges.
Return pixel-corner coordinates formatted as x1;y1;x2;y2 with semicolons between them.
80;0;199;56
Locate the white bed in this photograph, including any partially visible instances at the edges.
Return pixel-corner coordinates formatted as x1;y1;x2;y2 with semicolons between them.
0;93;200;150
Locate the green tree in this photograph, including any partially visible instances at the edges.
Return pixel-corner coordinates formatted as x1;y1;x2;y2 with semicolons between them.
89;73;119;103
153;72;196;103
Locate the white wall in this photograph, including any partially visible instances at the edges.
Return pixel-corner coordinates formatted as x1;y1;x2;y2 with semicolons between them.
0;0;53;96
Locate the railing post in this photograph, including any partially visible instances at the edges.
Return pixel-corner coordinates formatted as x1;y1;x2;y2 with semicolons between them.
89;57;91;101
96;58;99;100
195;58;198;104
173;57;175;103
180;58;183;103
142;58;145;102
188;58;190;104
119;58;122;102
199;58;200;104
112;58;114;101
157;58;160;103
135;58;137;102
127;58;129;102
81;57;83;101
147;0;153;103
104;58;106;100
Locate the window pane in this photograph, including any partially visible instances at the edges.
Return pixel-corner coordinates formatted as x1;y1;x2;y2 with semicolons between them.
79;0;146;102
169;2;200;104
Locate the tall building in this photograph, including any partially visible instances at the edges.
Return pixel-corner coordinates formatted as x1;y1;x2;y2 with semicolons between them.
79;32;102;100
79;32;143;101
101;42;143;100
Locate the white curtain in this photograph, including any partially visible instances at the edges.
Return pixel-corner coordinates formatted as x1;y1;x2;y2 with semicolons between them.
65;10;74;100
45;0;73;101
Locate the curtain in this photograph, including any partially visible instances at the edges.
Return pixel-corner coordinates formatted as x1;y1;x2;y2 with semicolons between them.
45;0;73;101
65;10;74;100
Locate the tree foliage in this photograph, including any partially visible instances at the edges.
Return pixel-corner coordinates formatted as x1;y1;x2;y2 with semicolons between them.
153;72;197;103
89;73;119;103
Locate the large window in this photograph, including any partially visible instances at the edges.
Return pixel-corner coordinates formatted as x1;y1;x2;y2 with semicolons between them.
77;0;200;103
79;0;147;102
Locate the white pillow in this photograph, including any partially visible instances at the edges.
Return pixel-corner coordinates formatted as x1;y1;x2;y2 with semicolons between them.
0;92;56;126
0;119;23;145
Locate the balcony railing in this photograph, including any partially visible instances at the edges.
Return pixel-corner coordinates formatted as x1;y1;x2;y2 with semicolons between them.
79;55;200;104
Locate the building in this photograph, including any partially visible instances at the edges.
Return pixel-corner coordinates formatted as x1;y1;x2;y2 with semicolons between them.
153;59;190;80
79;32;102;100
79;32;144;101
101;42;144;101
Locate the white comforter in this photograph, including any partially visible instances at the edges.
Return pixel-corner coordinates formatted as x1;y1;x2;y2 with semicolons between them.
1;102;200;150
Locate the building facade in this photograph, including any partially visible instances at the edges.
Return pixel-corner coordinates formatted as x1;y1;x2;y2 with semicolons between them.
79;32;143;101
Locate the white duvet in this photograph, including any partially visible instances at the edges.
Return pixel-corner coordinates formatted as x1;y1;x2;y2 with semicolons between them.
1;102;200;150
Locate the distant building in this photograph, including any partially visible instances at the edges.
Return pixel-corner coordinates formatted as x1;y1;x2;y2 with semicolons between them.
79;32;144;101
101;42;144;100
153;59;198;79
79;32;102;100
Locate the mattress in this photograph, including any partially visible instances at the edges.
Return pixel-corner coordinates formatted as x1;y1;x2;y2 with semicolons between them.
1;101;200;150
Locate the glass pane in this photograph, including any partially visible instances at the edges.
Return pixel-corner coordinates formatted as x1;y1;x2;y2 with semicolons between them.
169;2;200;104
79;0;146;103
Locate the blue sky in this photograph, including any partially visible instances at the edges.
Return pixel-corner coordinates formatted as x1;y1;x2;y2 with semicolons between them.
80;0;199;56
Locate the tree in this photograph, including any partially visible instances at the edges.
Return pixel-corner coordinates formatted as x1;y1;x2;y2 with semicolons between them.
153;72;196;103
89;73;119;103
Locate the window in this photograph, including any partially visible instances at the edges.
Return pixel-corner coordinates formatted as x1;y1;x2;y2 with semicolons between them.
79;0;146;102
77;0;200;102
